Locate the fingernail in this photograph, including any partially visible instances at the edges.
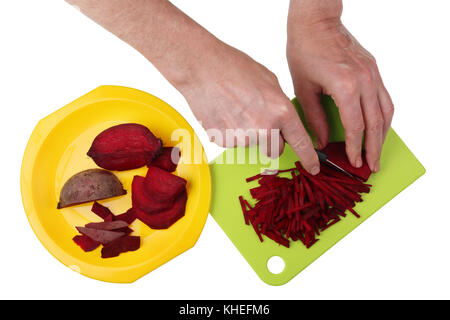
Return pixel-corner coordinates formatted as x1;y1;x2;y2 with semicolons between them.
373;160;380;172
310;165;320;175
355;156;362;168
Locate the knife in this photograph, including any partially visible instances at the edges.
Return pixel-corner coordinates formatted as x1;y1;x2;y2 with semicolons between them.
315;149;358;180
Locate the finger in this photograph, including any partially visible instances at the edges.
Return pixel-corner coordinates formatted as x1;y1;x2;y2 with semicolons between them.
333;93;365;168
361;92;384;172
378;83;395;142
280;104;320;175
296;86;329;149
259;129;285;159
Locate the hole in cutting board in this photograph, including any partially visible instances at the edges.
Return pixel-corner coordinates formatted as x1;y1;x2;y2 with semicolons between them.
267;256;285;274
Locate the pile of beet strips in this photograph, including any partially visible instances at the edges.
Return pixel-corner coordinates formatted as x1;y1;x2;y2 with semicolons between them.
239;142;373;249
73;202;139;258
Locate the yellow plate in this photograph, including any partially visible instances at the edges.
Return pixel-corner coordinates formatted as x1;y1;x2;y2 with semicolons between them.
21;85;211;283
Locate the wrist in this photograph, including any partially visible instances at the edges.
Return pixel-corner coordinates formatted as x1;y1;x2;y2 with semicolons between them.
288;0;343;29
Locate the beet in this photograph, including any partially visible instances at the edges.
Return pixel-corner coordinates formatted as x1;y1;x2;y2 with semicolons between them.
76;227;125;245
239;147;373;248
72;235;100;252
91;201;115;222
135;191;187;229
144;166;187;203
101;236;141;258
84;220;129;231
57;169;126;209
149;147;180;172
113;208;136;224
131;176;172;214
87;123;162;171
322;142;372;181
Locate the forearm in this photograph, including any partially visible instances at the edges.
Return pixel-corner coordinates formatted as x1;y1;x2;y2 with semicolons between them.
288;0;343;28
66;0;220;87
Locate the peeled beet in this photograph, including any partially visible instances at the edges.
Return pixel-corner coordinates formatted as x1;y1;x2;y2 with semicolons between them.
101;236;141;258
87;123;162;171
144;166;187;203
72;235;100;252
91;201;115;222
76;227;125;245
149;147;180;172
114;208;137;224
57;169;126;209
135;191;187;229
132;176;172;214
85;220;129;231
322;142;372;181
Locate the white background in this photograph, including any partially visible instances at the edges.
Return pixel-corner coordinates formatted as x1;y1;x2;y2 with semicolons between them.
1;0;449;299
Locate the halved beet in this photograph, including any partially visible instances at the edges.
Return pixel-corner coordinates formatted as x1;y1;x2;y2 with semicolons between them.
101;236;141;258
144;166;187;203
84;220;129;231
113;208;136;224
135;191;187;229
72;235;100;252
76;227;125;245
131;176;172;214
91;201;115;222
57;169;126;209
322;142;372;181
87;123;162;171
149;147;180;172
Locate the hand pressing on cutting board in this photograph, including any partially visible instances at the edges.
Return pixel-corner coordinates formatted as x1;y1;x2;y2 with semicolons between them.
66;0;321;174
287;0;394;172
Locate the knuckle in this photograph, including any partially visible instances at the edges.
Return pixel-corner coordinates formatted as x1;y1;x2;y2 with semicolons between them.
291;135;311;151
334;75;359;98
385;102;395;118
368;118;384;133
347;122;365;136
359;66;375;84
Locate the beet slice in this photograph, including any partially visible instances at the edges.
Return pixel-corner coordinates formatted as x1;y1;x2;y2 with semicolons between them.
84;220;128;231
114;208;136;224
144;166;187;203
322;142;372;181
87;123;162;171
149;147;180;172
135;191;187;229
91;201;115;222
76;227;125;245
132;176;172;214
72;235;100;252
101;236;141;258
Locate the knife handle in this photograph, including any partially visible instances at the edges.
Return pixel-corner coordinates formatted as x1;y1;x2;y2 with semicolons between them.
315;149;328;163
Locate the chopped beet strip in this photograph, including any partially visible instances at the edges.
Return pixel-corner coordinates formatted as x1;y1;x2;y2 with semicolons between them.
114;208;136;224
76;227;125;245
149;147;181;172
239;143;372;249
72;235;100;252
135;191;187;229
87;123;162;171
115;226;134;234
101;236;141;258
91;201;114;222
144;166;187;202
84;220;129;231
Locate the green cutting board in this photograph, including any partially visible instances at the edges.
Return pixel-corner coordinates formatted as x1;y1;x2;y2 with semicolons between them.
209;96;425;286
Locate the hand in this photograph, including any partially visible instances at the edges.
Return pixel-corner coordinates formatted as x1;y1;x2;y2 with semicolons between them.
178;40;321;174
287;16;394;172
